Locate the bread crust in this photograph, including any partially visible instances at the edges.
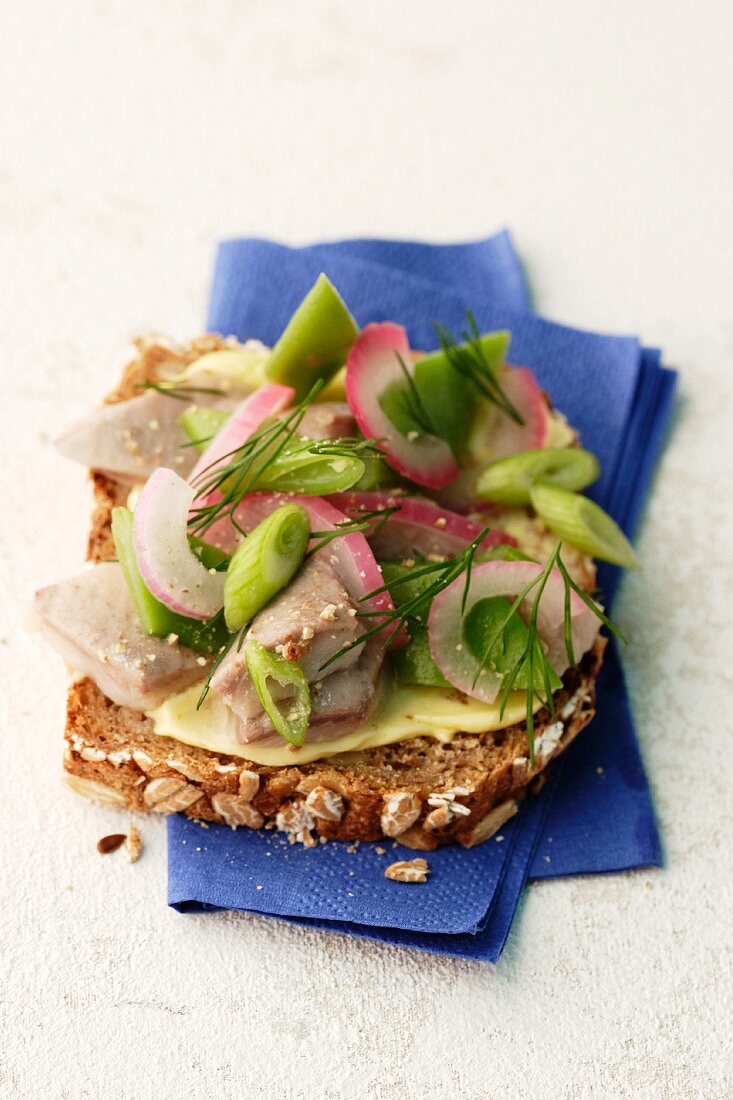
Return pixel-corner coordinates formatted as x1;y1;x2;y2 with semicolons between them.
61;336;607;847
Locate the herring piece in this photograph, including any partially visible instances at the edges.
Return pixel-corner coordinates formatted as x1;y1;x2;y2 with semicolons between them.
34;563;206;710
55;388;239;484
284;401;357;442
326;491;515;559
212;557;365;722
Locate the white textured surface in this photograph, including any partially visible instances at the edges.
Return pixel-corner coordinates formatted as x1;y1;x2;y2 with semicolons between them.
1;2;732;1097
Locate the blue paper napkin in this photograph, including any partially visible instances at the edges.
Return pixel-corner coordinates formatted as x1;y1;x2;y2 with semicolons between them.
167;231;676;961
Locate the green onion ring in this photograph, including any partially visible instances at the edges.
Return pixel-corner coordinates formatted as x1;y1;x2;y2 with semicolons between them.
244;639;311;745
475;448;600;506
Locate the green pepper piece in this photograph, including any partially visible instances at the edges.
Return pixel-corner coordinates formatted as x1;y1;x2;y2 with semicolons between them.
111;507;229;655
180;406;230;451
463;595;561;694
265;274;359;400
475;544;535;564
353;455;399;491
389;622;450;688
380;560;448;687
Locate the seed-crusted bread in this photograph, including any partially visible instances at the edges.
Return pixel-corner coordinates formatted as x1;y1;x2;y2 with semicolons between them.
61;336;606;848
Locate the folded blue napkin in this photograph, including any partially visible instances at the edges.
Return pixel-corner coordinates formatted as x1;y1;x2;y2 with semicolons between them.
167;231;676;961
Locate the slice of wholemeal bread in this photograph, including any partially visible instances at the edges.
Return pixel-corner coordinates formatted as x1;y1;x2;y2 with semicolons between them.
64;647;602;848
61;336;606;848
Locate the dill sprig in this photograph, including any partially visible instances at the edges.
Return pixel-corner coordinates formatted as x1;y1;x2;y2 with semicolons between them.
187;382;326;538
474;543;626;764
337;503;402;535
196;624;246;710
180;435;215;449
392;351;441;438
307;505;401;558
304;437;385;459
307;519;371;557
318;528;490;672
433;310;524;424
322;531;625;765
187;386;387;539
134;380;225;401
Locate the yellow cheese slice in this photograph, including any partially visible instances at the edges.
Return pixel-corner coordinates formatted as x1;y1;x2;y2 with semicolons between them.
147;680;540;767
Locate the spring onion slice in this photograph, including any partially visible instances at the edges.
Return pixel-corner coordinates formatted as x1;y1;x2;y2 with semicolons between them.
245;639;311;745
180;406;230;451
475;448;600;506
111;507;229;654
529;482;638;568
223;503;311;630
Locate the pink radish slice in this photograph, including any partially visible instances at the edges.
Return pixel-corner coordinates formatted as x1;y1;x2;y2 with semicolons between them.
187;381;295;547
188;382;295;500
134;468;226;620
229;492;400;639
344;322;459;489
480;366;551;460
326;491;515;560
428;560;600;704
